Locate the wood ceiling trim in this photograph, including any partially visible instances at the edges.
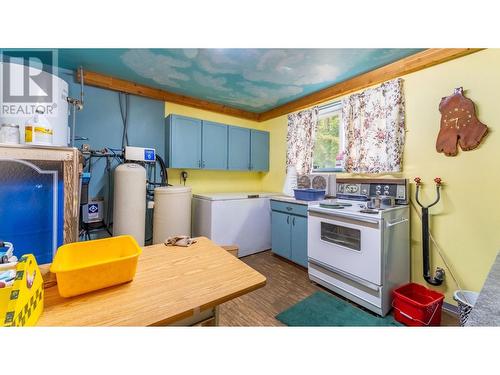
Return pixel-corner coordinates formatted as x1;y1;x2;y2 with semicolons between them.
76;70;260;121
77;49;483;123
257;48;484;121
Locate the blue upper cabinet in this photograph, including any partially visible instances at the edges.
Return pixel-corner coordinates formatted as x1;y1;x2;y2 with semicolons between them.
202;121;228;170
250;130;270;172
165;115;202;169
165;114;269;171
228;126;251;170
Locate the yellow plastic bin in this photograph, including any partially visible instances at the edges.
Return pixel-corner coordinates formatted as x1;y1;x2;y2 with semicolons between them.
50;235;142;298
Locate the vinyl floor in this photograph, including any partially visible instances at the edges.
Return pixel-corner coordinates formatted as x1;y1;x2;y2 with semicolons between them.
219;250;459;327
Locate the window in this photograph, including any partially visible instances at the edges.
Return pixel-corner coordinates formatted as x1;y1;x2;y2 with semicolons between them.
312;102;344;171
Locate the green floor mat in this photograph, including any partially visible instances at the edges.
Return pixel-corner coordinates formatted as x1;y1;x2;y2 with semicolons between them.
276;291;401;326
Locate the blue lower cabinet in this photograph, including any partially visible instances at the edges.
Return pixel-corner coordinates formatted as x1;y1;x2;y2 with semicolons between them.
290;215;308;267
271;202;308;267
271;211;291;259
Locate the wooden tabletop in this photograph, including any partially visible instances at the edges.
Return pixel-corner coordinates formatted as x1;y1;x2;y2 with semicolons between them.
37;237;266;326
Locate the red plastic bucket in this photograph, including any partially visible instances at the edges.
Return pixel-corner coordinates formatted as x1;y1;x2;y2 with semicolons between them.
392;283;445;326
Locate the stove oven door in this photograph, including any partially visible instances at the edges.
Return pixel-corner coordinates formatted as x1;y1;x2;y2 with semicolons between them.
308;211;382;285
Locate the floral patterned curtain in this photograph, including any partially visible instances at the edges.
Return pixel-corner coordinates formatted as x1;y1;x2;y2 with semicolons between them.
286;107;318;175
342;79;405;173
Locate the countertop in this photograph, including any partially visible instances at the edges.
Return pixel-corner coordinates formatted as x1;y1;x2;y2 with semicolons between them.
465;251;500;326
193;191;281;200
37;237;266;326
270;195;327;206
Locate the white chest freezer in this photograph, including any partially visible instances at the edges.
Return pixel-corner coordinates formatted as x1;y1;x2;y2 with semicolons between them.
192;192;279;257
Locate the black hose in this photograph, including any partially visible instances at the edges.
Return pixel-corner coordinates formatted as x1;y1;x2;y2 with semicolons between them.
119;93;130;149
155;154;170;186
87;154;93;173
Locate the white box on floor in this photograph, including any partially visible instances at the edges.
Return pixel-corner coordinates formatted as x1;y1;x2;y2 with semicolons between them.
192;192;279;257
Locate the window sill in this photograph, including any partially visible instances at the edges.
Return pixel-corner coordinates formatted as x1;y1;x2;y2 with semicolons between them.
312;167;345;173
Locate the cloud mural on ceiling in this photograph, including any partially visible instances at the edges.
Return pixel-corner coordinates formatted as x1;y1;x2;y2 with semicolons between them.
56;48;423;112
208;82;304;109
192;70;232;92
121;49;192;88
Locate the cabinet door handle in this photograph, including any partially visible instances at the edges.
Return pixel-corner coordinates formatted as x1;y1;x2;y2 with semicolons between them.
292;217;295;226
286;207;292;211
287;216;289;224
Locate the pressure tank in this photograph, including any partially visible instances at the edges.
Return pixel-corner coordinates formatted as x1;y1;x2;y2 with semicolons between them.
0;62;70;146
153;186;192;244
113;163;146;245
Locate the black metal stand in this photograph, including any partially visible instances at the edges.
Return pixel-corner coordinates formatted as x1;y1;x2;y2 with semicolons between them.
415;177;445;286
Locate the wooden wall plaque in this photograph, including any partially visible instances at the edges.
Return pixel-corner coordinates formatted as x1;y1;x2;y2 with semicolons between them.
436;87;488;156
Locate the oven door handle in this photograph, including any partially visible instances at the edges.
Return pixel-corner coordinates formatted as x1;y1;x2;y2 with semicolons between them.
386;218;409;228
321;235;355;248
308;210;380;225
308;258;380;291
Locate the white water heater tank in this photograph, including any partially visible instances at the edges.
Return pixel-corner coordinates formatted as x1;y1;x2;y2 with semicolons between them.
0;62;70;146
153;186;192;244
113;163;146;246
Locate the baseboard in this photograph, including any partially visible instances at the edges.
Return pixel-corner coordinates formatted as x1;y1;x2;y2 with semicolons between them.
442;301;459;316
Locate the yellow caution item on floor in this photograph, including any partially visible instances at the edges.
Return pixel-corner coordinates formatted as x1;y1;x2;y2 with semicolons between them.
1;254;44;327
50;235;142;298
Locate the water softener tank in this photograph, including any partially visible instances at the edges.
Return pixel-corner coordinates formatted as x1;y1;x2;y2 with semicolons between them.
153;186;192;244
113;163;146;245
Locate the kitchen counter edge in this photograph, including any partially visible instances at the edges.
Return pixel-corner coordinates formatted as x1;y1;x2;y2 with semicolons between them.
465;251;500;326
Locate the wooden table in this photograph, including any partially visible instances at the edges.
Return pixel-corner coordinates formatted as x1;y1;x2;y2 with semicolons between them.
37;237;266;326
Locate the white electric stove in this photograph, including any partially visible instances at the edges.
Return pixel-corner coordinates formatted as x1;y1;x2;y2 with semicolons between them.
307;178;410;316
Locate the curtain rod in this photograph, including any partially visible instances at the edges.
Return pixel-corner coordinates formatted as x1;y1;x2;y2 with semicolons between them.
317;100;342;111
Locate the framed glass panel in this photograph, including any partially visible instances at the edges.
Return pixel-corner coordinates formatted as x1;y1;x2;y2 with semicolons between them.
0;158;59;264
320;222;361;251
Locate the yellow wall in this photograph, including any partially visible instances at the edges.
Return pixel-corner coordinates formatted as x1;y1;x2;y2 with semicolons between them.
261;49;500;303
164;102;266;193
261;114;289;192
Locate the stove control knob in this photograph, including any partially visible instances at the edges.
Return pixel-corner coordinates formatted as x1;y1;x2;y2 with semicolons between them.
384;191;390;195
384;185;390;191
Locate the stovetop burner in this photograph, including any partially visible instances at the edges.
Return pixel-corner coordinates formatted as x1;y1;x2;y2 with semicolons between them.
319;201;353;209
